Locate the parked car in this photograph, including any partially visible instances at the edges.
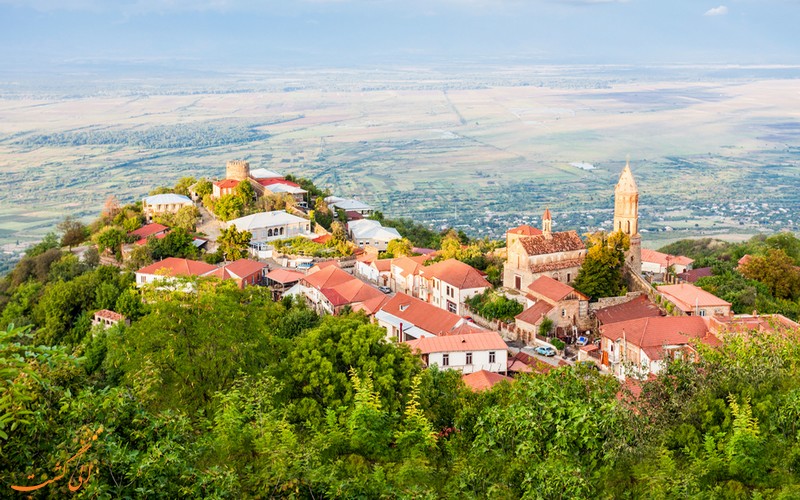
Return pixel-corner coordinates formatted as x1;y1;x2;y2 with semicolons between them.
534;346;557;357
378;286;392;294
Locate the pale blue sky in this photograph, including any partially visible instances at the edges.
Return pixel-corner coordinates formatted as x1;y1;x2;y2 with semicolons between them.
1;0;798;70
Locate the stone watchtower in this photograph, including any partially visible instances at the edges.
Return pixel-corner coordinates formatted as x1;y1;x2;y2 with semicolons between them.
226;160;250;181
614;160;642;274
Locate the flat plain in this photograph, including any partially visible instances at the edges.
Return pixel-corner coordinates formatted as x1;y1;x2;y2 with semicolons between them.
1;66;799;248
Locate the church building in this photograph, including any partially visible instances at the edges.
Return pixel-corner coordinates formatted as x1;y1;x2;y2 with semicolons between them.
502;209;586;291
503;160;643;291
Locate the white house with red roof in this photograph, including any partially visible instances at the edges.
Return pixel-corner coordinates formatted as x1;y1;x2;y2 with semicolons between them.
135;257;218;288
657;283;732;317
206;259;267;288
418;258;491;315
354;255;393;286
389;255;431;296
599;315;720;380
405;331;508;374
641;248;694;275
300;265;387;315
376;292;467;341
212;179;241;199
515;276;590;338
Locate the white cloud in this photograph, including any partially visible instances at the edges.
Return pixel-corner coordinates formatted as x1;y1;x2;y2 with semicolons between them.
704;5;728;16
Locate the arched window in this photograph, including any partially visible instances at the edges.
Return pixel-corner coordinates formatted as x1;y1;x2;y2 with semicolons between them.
267;228;273;237
626;220;631;233
280;227;284;235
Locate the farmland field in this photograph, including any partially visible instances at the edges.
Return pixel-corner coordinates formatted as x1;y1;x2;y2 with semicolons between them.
1;65;799;248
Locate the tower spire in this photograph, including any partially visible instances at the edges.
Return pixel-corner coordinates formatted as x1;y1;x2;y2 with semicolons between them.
542;208;552;235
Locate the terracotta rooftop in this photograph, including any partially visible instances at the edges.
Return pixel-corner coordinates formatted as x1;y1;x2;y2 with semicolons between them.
405;331;508;355
519;231;585;256
265;268;305;284
658;283;731;313
312;234;333;244
529;257;584;274
372;259;393;272
129;223;168;239
641;248;694;268
221;259;267;279
677;267;713;283
303;265;352;290
738;255;752;267
136;257;217;277
515;301;554;325
527;276;584;303
94;309;125;322
257;178;302;188
507;224;543;236
421;258;491;290
600;316;718;361
594;295;662;325
412;247;437;255
213;179;241;189
706;314;800;335
379;292;462;335
391;255;431;278
462;370;514;392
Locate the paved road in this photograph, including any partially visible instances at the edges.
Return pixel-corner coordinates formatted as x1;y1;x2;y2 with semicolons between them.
196;205;221;252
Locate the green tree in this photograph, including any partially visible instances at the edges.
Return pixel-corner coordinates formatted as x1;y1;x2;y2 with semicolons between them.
173;205;200;232
193;178;213;198
58;216;88;248
386;237;413;257
94;226;127;257
214;194;244;221
173;176;197;196
740;248;800;300
217;225;252;261
235;179;256;207
573;231;630;299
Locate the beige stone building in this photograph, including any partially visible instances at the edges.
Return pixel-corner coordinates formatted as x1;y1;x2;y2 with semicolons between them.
503;209;586;291
614;161;642;274
515;276;590;340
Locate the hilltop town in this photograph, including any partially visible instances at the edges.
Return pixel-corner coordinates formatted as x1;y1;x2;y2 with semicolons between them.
8;156;791;390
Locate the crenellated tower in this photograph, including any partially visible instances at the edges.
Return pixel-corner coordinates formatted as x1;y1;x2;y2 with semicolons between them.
614;160;641;274
226;160;250;181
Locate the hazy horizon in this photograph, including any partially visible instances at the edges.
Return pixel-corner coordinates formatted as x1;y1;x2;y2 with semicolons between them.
2;0;799;74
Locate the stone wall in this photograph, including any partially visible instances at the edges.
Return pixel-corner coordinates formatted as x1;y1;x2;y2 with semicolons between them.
589;292;643;313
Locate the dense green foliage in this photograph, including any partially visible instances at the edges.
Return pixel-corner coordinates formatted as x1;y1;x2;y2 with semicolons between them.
465;289;523;321
7;222;800;497
661;233;800;319
574;231;630;300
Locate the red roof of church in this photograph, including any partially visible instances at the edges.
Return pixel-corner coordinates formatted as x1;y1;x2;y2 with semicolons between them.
519;231;585;256
508;224;542;236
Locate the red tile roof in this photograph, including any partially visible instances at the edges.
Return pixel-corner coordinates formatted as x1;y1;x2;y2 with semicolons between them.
405;331;508;354
380;292;463;335
519;231;584;256
303;265;353;290
421;258;491;290
507;224;543;236
136;257;217;277
392;255;431;278
641;248;694;268
515;301;554;326
529;257;584;274
266;268;305;284
129;223;168;238
258;178;301;188
600;316;718;360
527;276;584;303
738;255;752;268
222;259;267;279
594;295;662;325
94;309;125;322
706;314;800;334
135;231;169;245
462;370;513;392
413;247;437;255
312;234;333;244
658;283;731;313
214;179;241;189
677;267;713;283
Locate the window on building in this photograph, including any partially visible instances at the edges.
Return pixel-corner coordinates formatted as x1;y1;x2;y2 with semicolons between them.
466;352;473;364
489;351;496;363
447;301;457;313
699;309;706;317
442;353;450;366
515;276;521;290
562;308;566;317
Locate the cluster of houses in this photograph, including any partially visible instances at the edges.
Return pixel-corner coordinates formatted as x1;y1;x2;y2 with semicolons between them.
97;159;799;393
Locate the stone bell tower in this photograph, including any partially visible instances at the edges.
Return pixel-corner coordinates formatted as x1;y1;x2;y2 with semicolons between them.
614;160;641;274
542;208;552;236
